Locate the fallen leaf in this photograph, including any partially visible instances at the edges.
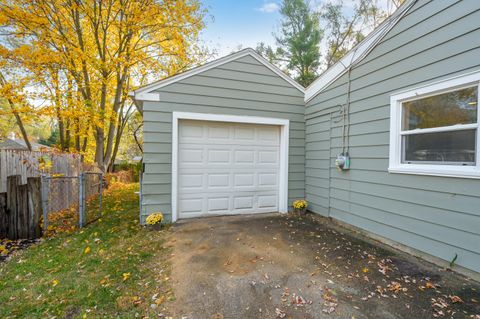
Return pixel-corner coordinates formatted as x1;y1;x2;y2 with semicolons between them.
425;282;435;289
448;295;463;304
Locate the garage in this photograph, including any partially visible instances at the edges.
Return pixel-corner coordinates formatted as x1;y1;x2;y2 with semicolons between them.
133;48;305;223
177;119;281;219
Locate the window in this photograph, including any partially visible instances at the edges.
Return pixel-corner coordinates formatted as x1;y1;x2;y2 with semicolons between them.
389;71;480;178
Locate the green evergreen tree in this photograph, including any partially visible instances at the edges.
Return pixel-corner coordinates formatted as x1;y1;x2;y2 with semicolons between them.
38;128;59;147
256;0;322;87
276;0;322;87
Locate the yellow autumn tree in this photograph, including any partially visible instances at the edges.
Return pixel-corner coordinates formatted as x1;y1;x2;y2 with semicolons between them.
0;0;207;169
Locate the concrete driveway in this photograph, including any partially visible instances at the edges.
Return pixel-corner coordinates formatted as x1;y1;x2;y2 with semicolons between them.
165;213;480;319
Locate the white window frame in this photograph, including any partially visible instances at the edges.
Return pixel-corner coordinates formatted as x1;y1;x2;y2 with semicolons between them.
171;112;290;222
389;70;480;179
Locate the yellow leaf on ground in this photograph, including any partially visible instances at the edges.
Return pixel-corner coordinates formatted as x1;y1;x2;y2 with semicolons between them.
425;282;435;289
52;279;59;287
122;272;131;281
84;247;91;254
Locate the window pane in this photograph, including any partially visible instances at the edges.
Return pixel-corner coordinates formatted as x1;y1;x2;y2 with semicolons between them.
403;129;476;164
402;86;478;130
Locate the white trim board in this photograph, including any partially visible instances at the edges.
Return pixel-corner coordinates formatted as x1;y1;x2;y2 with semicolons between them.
132;48;304;101
171;112;290;222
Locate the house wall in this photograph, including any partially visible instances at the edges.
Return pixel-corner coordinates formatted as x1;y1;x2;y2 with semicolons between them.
305;0;480;273
141;54;305;223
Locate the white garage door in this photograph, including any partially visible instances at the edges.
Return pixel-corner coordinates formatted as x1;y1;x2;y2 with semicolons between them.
177;120;280;219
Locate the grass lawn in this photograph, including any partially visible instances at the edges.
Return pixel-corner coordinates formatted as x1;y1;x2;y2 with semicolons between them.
0;183;172;319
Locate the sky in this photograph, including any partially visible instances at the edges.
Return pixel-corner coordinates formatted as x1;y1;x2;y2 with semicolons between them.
200;1;283;56
199;0;396;58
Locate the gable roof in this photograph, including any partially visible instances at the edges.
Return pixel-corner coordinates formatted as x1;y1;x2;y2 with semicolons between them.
304;0;417;103
131;48;305;101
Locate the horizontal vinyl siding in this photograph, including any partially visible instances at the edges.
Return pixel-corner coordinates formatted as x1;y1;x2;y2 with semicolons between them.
305;0;480;272
142;54;305;223
305;112;331;216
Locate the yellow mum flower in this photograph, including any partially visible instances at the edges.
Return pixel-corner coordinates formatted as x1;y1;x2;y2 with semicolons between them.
146;212;164;225
293;199;308;209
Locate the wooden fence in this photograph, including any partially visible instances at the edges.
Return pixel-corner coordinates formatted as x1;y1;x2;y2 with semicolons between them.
0;175;42;239
0;149;81;193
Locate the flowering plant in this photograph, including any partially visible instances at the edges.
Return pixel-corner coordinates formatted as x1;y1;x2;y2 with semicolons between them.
146;212;163;225
293;199;308;210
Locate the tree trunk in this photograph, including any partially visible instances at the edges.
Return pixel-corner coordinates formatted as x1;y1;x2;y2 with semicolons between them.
108;104;128;172
104;68;128;170
9;99;32;151
57;111;66;150
82;136;88;152
133;124;143;153
74;118;81;151
94;127;104;169
65;118;71;151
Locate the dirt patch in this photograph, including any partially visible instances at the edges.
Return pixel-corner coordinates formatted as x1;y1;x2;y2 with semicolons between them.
164;213;480;319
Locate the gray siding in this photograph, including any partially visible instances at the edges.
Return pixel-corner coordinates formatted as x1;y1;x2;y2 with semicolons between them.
305;0;480;273
142;54;305;223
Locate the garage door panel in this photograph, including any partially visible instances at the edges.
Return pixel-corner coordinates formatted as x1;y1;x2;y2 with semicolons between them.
258;173;277;186
180;140;278;147
234;150;255;164
258;127;280;143
179;148;203;163
207;124;230;138
180;123;204;138
208;149;230;163
234;173;255;187
207;197;230;211
234;126;255;140
207;174;230;188
179;174;203;189
178;120;280;218
258;150;279;164
258;195;278;209
233;196;254;210
179;198;204;215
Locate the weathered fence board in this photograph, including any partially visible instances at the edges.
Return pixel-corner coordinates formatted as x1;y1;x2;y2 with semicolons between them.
27;177;42;238
6;175;20;239
17;184;28;239
0;150;81;193
0;175;42;239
